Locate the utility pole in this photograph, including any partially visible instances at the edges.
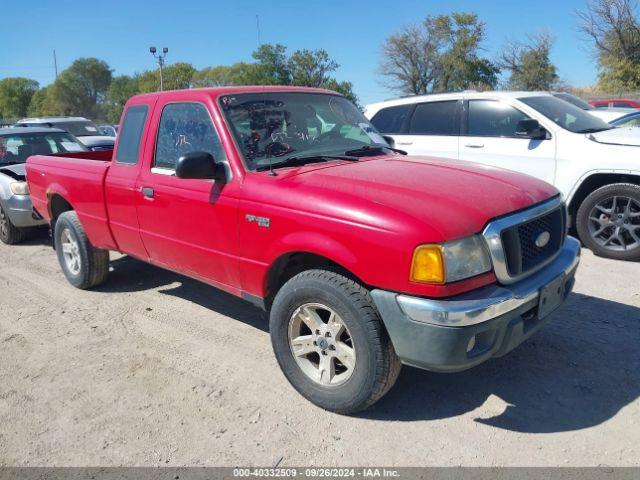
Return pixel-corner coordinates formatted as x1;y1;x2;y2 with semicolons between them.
149;46;169;91
256;15;261;46
53;50;58;79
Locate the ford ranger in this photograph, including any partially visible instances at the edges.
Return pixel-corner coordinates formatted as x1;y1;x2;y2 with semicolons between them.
26;87;580;413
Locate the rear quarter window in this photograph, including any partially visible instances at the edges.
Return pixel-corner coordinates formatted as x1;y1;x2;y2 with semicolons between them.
409;101;458;135
115;105;149;165
369;104;413;134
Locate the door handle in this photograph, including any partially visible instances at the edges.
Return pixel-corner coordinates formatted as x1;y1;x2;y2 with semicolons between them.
141;187;154;198
396;141;413;146
464;143;484;148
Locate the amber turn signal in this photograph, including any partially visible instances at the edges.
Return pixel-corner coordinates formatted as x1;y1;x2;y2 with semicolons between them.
410;244;445;284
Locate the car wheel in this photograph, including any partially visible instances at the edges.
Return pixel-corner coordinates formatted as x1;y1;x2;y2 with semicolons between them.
54;211;110;289
576;183;640;261
269;269;401;414
0;204;26;245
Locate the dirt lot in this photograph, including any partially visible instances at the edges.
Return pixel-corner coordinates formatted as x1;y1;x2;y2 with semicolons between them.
0;234;639;467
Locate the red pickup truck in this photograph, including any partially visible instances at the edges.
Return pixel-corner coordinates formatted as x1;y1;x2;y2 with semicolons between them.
26;86;580;413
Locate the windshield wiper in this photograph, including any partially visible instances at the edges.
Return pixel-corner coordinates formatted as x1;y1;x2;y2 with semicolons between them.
577;127;614;134
256;154;358;172
344;145;407;157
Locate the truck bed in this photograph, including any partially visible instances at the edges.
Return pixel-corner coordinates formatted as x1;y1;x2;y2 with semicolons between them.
26;150;117;250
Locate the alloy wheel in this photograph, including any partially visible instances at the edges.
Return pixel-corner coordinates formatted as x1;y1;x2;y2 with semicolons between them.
288;303;356;386
60;228;82;275
588;195;640;251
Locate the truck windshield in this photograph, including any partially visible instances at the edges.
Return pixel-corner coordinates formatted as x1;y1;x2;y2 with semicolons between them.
0;132;88;165
519;95;613;133
219;92;389;170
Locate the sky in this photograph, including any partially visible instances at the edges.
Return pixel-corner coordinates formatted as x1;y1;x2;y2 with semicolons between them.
0;0;599;106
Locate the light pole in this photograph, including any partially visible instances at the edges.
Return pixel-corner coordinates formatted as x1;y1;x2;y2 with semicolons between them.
149;46;168;91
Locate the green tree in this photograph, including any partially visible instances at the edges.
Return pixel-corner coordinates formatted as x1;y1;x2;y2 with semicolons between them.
190;44;357;103
49;58;113;119
434;13;500;91
105;75;140;123
288;49;338;87
578;0;640;91
138;62;196;92
192;63;254;87
500;32;559;90
249;44;291;85
27;86;55;116
0;77;40;120
379;12;499;95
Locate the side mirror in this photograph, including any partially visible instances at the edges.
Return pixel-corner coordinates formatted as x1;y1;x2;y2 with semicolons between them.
175;151;225;180
515;119;546;140
382;135;396;148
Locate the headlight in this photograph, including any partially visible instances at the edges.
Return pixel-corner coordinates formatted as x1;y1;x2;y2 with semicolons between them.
411;235;491;284
10;182;29;195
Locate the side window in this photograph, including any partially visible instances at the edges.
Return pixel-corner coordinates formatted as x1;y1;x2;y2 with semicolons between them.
44;136;61;154
613;102;630;108
370;104;413;134
409;101;458;135
467;100;530;137
154;102;227;171
115;105;149;164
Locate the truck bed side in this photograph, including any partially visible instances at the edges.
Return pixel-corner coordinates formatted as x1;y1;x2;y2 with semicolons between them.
26;152;118;250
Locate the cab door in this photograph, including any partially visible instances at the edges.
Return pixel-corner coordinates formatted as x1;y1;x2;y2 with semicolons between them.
459;99;557;185
104;100;156;260
135;98;241;294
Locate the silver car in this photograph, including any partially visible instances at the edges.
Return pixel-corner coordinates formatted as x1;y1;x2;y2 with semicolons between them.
0;127;88;244
14;116;115;151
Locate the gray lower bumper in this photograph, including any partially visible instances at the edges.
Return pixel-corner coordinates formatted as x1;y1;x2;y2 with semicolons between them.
2;195;46;228
371;236;581;373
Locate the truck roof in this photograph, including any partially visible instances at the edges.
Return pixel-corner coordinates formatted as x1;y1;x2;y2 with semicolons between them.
365;90;554;111
128;85;340;102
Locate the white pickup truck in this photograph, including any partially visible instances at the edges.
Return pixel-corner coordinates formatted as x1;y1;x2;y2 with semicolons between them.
365;91;640;261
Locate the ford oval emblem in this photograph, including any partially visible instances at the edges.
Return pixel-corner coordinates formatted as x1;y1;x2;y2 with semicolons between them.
535;231;551;248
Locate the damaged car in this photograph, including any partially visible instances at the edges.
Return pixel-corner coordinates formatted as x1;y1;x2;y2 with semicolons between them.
0;127;88;244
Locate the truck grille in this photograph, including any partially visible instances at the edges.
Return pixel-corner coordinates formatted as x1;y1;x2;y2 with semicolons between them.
500;207;565;276
482;196;567;284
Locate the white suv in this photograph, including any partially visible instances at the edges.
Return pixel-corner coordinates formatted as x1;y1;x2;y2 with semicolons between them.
365;91;640;261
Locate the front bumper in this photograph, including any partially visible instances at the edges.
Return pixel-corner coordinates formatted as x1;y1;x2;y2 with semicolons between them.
2;194;47;228
371;236;581;373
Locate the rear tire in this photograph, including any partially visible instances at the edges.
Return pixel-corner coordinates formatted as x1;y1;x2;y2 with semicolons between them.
54;211;109;289
576;183;640;261
0;204;27;245
269;269;401;414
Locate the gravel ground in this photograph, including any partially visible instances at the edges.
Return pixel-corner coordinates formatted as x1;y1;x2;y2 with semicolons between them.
0;234;639;467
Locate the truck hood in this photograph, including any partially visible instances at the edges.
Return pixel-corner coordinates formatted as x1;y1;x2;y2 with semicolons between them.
0;163;26;181
273;155;559;241
588;127;640;147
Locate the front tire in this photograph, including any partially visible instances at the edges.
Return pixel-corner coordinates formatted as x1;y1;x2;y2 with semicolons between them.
0;204;27;245
269;269;401;414
54;211;109;289
576;183;640;261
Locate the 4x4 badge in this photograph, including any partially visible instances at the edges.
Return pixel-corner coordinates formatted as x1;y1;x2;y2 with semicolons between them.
245;214;270;228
